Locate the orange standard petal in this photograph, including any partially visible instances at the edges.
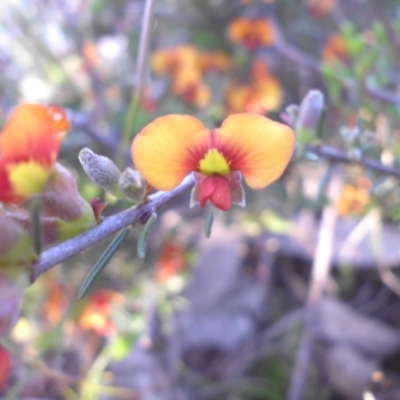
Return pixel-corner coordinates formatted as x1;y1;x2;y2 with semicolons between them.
215;113;295;189
0;103;70;203
132;115;209;190
0;103;70;164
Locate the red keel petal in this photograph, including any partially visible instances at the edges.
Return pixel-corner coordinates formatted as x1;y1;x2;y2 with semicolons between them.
198;175;232;211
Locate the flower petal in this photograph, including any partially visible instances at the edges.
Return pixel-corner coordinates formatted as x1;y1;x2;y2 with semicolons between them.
0;160;17;203
132;115;209;190
216;113;295;189
0;103;70;165
197;175;232;211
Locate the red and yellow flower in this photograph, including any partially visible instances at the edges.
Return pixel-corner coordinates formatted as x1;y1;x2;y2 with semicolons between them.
0;103;70;204
229;18;277;49
132;113;295;211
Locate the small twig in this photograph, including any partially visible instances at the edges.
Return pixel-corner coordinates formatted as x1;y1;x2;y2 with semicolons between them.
306;144;400;180
287;169;342;400
273;23;400;106
31;175;194;280
118;0;157;167
274;39;321;72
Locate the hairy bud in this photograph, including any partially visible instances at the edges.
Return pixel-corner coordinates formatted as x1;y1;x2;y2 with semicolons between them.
296;89;325;146
79;148;123;197
43;163;98;242
118;168;146;203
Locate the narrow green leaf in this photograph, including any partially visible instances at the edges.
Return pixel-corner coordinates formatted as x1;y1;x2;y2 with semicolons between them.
77;227;131;299
204;207;215;238
29;196;43;255
137;212;157;259
316;107;327;140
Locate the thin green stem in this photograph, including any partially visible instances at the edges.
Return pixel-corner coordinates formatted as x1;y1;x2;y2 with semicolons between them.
118;0;157;168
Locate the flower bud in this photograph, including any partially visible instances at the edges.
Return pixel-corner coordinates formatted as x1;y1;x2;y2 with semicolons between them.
118;168;146;203
0;216;36;268
79;148;123;197
42;163;98;242
296;90;325;146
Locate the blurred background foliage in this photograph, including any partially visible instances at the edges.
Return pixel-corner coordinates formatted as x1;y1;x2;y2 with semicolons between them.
1;0;400;399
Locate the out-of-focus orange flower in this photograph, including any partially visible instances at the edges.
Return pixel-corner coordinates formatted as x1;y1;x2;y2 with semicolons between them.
199;52;232;73
323;34;349;65
151;46;205;107
0;345;11;390
171;67;211;108
180;83;211;109
229;18;276;49
132;113;295;211
337;178;371;216
306;0;336;17
151;46;229;108
151;45;200;76
225;60;283;114
156;241;187;282
0;103;70;205
78;289;124;337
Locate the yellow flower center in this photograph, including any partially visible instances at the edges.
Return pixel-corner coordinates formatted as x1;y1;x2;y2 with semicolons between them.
199;148;231;176
8;161;49;198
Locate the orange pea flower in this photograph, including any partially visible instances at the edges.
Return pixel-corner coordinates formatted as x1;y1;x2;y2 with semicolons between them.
151;45;200;76
229;18;277;49
132;113;295;211
337;178;371;216
151;46;212;108
322;34;349;65
225;83;281;114
0;103;70;204
171;67;211;108
225;59;283;114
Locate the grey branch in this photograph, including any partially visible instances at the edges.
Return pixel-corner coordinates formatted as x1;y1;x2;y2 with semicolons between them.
31;175;194;280
306;144;400;179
